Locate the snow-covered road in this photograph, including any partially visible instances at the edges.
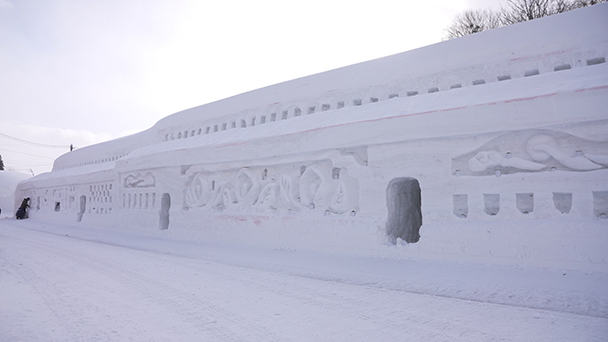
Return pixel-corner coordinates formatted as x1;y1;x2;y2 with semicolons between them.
1;219;607;341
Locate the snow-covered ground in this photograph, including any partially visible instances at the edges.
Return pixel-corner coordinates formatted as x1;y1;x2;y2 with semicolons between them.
1;218;607;341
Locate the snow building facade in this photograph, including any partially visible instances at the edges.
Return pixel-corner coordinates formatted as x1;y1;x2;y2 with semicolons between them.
16;5;608;256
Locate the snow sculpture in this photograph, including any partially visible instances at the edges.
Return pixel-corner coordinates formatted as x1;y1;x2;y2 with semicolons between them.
278;174;299;211
526;135;602;171
256;181;280;211
13;4;608;258
235;168;261;209
124;172;155;188
181;161;359;215
184;173;212;208
211;180;234;211
328;177;358;214
299;166;334;210
468;151;545;172
454;130;608;176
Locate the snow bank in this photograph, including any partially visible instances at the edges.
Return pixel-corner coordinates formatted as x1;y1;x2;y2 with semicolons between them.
15;4;608;272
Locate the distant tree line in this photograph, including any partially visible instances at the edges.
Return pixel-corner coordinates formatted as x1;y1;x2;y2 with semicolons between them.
444;0;607;40
0;154;4;170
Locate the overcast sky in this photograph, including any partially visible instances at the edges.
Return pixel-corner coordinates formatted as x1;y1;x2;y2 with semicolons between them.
0;0;503;175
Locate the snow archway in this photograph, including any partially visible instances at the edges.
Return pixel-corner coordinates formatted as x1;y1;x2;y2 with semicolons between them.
386;177;422;244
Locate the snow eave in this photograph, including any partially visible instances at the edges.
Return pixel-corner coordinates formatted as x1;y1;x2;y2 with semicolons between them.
150;4;608;131
19;163;116;189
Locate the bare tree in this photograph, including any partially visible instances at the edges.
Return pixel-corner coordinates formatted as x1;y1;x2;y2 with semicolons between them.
571;0;608;8
500;0;572;24
444;0;607;40
443;9;501;40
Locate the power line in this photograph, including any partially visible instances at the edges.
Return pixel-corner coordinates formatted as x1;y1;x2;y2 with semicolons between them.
7;163;52;167
0;148;57;159
0;132;71;149
7;167;37;175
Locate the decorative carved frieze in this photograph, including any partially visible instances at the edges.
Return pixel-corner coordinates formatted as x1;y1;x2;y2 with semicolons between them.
452;130;608;176
183;161;359;215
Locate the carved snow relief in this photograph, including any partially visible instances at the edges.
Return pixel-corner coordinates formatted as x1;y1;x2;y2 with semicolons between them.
183;160;359;215
124;172;156;188
184;173;213;208
453;130;608;176
122;172;156;210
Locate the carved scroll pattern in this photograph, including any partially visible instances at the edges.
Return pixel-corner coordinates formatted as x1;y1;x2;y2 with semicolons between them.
124;172;156;188
183;162;359;214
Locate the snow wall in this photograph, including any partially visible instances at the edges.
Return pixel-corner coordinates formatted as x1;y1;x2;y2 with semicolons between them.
15;5;608;271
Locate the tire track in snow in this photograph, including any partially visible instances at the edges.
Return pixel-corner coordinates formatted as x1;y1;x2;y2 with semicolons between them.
2;224;607;342
164;256;514;341
19;221;608;319
1;233;121;341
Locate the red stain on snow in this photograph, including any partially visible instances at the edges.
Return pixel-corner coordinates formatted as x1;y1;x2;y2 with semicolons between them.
218;140;248;148
575;85;608;93
218;214;247;222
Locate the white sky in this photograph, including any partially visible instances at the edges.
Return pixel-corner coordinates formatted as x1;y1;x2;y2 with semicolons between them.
0;0;503;175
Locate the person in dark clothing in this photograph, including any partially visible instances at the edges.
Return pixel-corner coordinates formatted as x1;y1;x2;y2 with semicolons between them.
16;197;30;219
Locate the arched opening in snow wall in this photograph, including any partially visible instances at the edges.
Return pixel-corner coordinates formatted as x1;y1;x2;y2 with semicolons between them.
159;193;171;230
77;195;86;222
386;177;422;244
